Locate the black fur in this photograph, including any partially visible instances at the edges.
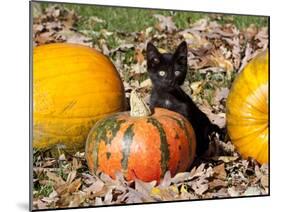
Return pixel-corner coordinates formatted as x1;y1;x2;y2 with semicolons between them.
147;41;221;156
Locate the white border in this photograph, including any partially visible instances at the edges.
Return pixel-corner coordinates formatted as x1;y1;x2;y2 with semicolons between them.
0;0;279;211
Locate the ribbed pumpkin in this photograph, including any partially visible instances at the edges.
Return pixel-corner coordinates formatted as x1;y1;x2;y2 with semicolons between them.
85;90;196;182
33;43;126;152
226;50;268;164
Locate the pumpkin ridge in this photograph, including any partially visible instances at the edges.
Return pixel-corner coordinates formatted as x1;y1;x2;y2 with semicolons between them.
147;117;170;177
91;115;126;172
233;124;268;146
121;124;135;172
162;115;188;173
228;123;267;140
227;117;267;125
163;115;185;129
255;136;268;163
164;115;193;159
228;87;267;115
182;120;195;160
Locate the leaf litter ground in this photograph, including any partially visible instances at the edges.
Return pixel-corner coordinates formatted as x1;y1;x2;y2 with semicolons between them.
32;4;269;209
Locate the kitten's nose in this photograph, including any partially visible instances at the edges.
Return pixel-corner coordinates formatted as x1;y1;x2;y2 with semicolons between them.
171;80;176;87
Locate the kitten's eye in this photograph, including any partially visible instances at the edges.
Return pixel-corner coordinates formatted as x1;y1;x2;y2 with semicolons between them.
152;57;160;64
175;71;181;76
158;71;166;77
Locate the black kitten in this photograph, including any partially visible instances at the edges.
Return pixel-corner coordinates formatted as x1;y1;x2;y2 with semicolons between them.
147;41;221;156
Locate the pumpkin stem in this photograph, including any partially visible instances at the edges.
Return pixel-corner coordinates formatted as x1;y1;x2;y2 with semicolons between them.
130;89;151;117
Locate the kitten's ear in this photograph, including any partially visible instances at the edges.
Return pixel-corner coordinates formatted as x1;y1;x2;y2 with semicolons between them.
147;42;161;65
175;41;187;57
174;41;187;65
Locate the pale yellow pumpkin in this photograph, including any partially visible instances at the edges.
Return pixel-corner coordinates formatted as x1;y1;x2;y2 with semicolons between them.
226;50;268;164
33;43;126;152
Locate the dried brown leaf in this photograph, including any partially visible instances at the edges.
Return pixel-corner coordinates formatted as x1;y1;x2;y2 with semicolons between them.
199;105;226;128
214;87;229;105
134;48;145;64
66;170;77;184
189;177;208;195
159;171;172;188
212;156;239;163
153;14;177;33
67;178;81;193
213;163;227;180
46;171;66;187
227;186;240;197
171;172;189;184
95;197;103;206
68;192;86;207
188;163;205;180
150;186;179;201
260;175;269;189
209;179;228;190
33;199;48;210
135;179;157;195
243;186;261;196
104;189;113;204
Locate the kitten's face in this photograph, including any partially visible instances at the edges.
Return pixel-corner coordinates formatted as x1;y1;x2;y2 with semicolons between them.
147;41;187;91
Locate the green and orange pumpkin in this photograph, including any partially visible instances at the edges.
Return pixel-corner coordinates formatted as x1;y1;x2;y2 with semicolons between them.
33;43;126;153
85;90;196;182
226;50;268;164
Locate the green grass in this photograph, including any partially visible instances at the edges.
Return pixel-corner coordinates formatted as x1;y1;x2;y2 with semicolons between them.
34;183;54;198
38;2;268;33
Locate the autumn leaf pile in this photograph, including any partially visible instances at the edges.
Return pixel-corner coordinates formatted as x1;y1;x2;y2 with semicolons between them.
32;4;269;210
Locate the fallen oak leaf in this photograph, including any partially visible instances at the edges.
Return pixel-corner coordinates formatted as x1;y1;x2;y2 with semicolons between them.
190;81;203;95
134;48;145;64
214;87;229;105
243;186;261;196
139;78;152;88
211;156;239;163
150;186;179;201
95;197;103;206
209;179;228;190
68;191;86;207
210;50;234;74
199;105;226;128
260;175;269;189
158;171;172;188
213;163;227;180
179;184;197;200
67;178;81;193
188;177;208;195
66;170;77;184
103;189;113;205
124;187;155;203
227;186;240;197
135;179;157;196
153;14;177;33
171;172;189;184
33;199;48;210
211;187;229;198
46;171;66;187
190;18;208;31
188;163;205;180
110;43;134;55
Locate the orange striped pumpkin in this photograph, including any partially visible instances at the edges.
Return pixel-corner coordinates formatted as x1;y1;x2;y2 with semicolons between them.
85;91;196;182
